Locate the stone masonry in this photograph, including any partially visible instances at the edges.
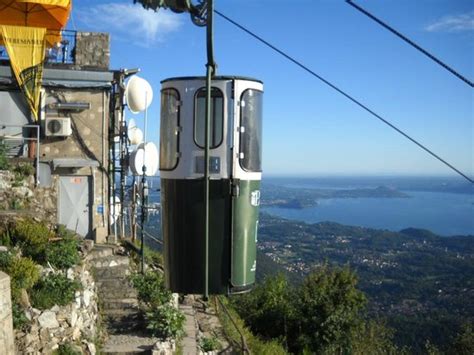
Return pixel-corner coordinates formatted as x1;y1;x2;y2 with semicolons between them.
74;32;110;70
0;271;15;355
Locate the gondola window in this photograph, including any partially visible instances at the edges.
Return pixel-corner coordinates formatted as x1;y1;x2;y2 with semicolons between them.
159;89;180;170
240;89;263;172
194;87;224;148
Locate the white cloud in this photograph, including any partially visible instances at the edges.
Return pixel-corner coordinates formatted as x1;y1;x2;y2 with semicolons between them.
425;12;474;32
76;3;183;47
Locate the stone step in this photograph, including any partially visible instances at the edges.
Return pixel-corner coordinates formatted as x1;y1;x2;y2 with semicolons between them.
91;255;130;269
89;245;115;259
99;289;138;301
96;277;135;290
93;264;131;279
102;298;140;311
104;310;145;334
102;334;158;355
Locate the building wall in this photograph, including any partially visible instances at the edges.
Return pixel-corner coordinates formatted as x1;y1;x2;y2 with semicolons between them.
40;87;110;237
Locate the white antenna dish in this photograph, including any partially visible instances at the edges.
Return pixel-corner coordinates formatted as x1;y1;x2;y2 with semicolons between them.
125;76;153;114
127;119;143;145
129;142;159;176
131;128;144;145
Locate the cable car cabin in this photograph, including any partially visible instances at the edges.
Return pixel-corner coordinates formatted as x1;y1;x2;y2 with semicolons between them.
159;76;263;295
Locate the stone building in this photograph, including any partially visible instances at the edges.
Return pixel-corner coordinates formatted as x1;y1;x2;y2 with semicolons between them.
0;32;115;240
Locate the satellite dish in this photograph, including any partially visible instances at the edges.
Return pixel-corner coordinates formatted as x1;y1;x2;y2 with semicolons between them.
127;118;143;145
129;142;159;176
125;76;153;114
130;128;144;145
128;118;137;130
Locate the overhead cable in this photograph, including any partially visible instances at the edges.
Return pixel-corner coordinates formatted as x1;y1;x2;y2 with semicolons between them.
346;0;473;88
214;10;474;184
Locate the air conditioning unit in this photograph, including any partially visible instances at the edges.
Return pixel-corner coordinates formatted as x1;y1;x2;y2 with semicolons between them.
45;117;72;137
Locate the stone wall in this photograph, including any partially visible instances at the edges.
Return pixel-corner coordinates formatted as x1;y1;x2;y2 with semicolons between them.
15;247;99;354
0;170;57;227
0;271;15;355
74;32;110;70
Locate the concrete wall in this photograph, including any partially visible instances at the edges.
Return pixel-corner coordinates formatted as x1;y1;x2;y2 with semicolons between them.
74;32;110;70
0;272;14;355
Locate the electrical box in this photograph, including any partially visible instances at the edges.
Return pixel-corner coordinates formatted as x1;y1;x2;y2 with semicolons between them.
45;117;72;137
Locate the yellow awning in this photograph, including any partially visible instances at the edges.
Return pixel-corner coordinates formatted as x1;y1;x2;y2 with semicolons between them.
0;0;72;46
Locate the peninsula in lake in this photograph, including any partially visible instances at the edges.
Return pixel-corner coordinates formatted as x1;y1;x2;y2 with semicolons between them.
261;184;409;209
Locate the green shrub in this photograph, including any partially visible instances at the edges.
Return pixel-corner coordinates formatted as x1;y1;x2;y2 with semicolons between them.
53;343;82;355
199;336;222;352
12;218;52;262
13;163;34;182
31;273;81;310
130;270;185;340
146;304;185;340
7;256;40;298
131;271;171;307
46;237;80;269
12;302;29;330
0;139;10;170
0;228;12;247
9;198;24;209
0;250;13;269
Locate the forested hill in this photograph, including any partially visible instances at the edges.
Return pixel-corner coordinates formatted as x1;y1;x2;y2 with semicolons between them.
256;213;474;350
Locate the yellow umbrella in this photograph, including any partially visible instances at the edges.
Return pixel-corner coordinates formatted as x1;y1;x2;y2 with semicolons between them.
0;0;72;45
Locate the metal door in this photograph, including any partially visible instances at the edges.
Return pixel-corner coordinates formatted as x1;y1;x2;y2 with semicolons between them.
58;176;92;237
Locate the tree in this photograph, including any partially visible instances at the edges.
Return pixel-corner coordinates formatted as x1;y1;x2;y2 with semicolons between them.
294;264;367;354
449;324;474;355
233;273;292;342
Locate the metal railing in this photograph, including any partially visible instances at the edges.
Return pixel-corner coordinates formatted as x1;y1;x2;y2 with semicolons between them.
215;296;250;354
0;29;77;65
0;124;40;186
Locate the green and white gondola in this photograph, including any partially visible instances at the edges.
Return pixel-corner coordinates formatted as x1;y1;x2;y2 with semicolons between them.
159;76;263;295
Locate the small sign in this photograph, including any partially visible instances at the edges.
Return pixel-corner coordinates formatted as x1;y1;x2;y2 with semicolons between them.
250;190;261;206
97;204;104;214
71;177;82;184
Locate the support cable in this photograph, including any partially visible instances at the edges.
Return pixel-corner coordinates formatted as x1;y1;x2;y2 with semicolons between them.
346;0;473;88
214;10;474;184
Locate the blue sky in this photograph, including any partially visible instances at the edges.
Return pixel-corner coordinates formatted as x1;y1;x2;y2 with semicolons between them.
72;0;473;177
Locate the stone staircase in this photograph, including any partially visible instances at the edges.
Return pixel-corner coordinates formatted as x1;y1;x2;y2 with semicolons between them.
90;245;158;354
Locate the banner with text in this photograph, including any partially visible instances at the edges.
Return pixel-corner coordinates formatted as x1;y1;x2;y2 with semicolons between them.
1;25;46;120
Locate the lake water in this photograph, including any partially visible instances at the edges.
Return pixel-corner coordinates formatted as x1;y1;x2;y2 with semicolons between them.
146;176;474;236
262;177;474;236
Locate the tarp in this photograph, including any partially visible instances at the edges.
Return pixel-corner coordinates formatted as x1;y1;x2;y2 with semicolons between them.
0;0;72;46
0;25;46;120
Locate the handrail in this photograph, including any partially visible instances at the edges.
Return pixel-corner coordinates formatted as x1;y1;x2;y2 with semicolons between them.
0;124;40;186
135;223;163;245
216;296;250;354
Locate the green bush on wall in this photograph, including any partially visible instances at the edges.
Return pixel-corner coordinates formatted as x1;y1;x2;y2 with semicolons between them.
46;237;80;269
7;257;40;298
11;218;52;262
30;273;81;310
